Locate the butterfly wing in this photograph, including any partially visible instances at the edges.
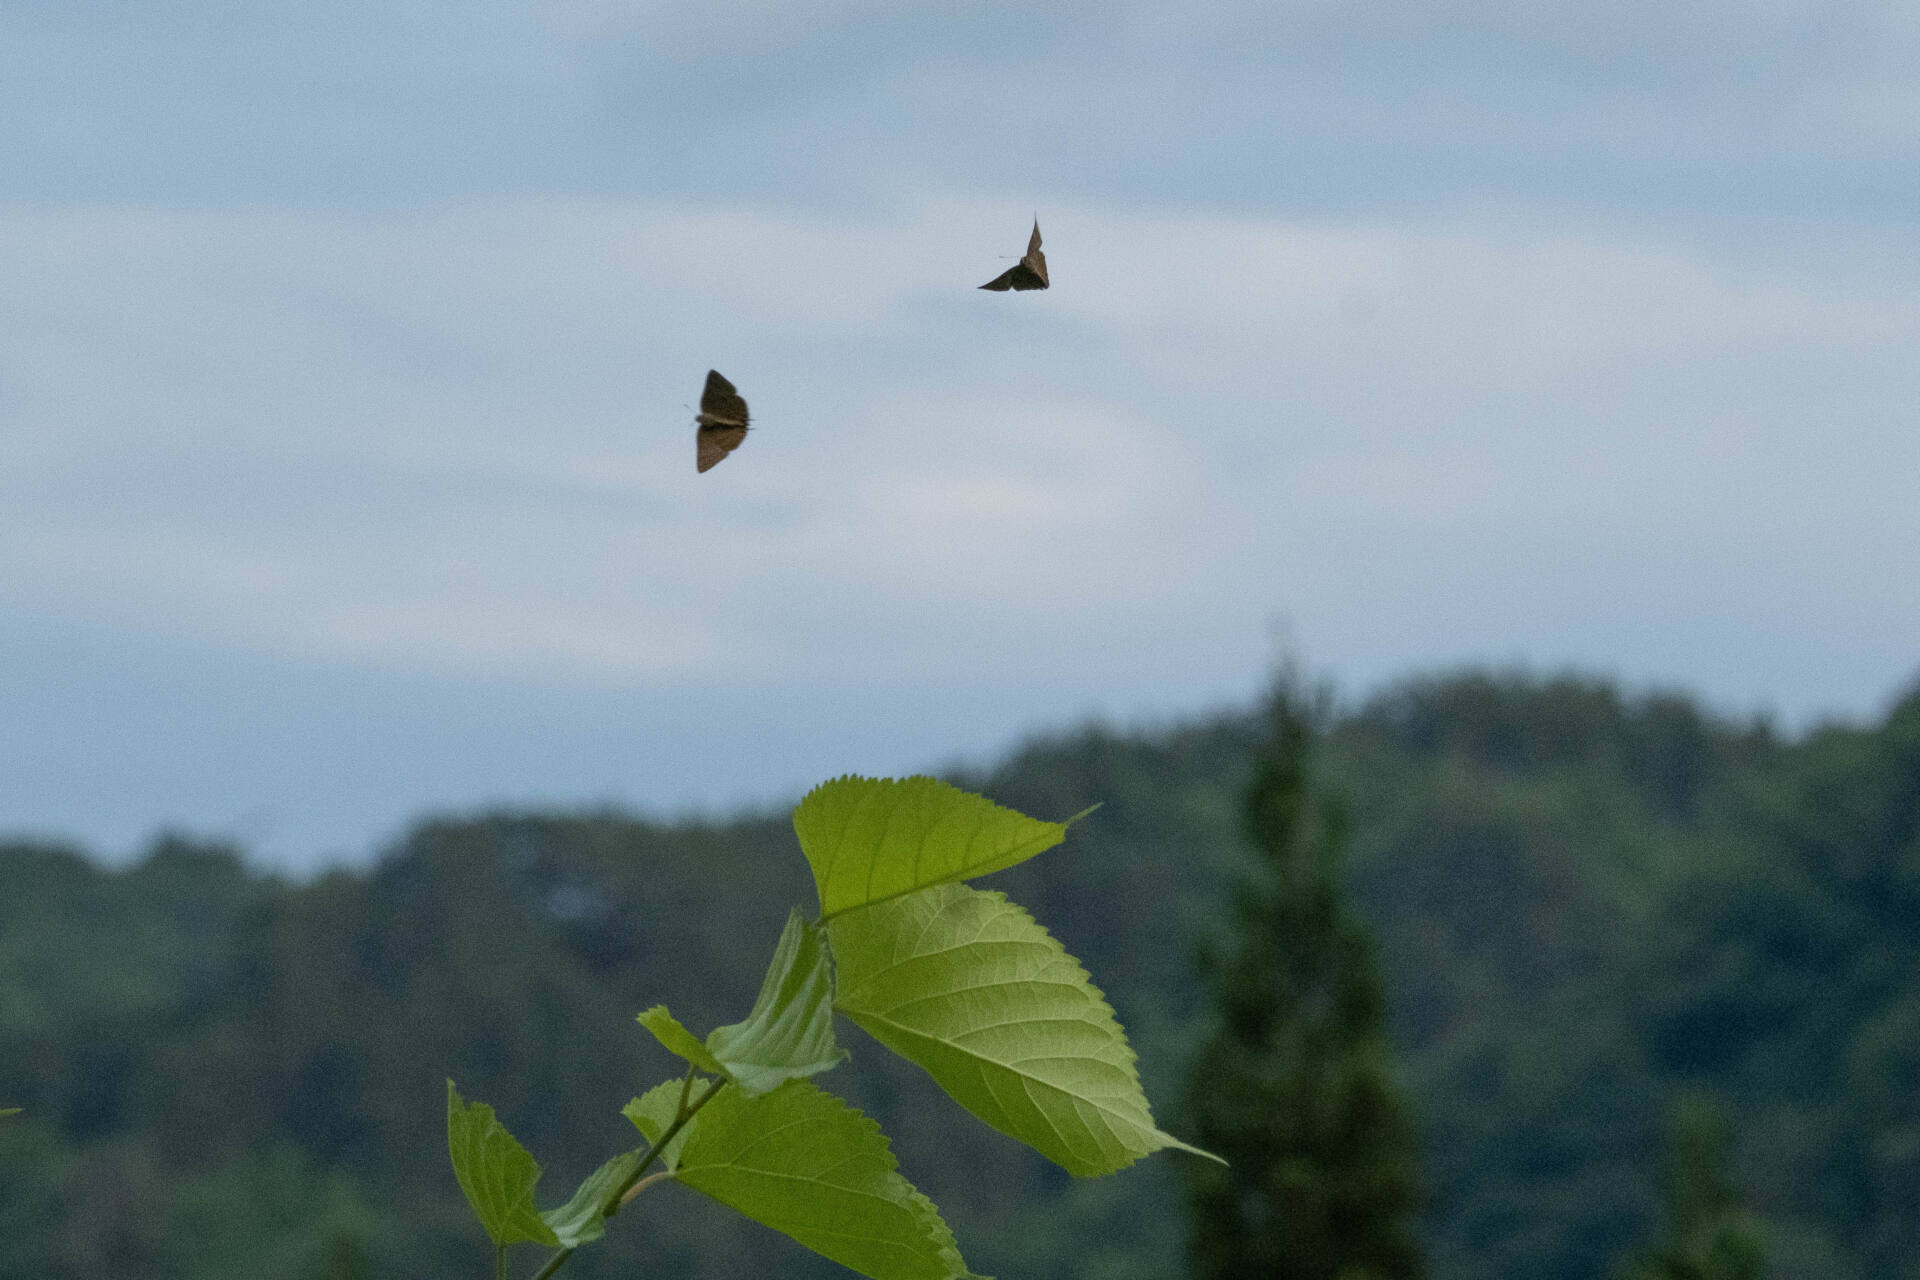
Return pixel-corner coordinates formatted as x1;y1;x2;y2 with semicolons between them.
694;369;749;472
697;369;748;426
1020;219;1048;289
980;220;1049;291
697;424;748;472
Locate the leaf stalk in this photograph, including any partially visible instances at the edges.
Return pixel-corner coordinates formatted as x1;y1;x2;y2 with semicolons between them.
525;1068;726;1280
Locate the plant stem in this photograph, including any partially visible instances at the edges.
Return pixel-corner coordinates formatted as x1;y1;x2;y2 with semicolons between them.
528;1246;572;1280
524;1070;727;1280
495;1244;506;1280
618;1171;673;1208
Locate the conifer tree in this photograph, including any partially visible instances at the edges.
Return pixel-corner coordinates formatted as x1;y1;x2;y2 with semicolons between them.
1184;681;1426;1280
1619;1095;1767;1280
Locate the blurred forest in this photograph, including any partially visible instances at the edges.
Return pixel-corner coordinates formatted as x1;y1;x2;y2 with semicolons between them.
3;669;1917;1280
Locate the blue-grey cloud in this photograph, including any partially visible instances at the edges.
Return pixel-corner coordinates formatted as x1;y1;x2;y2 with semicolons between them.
6;1;1918;216
2;2;1918;866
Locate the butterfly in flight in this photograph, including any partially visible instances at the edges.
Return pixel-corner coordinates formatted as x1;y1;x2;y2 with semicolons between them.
978;219;1049;292
694;369;749;473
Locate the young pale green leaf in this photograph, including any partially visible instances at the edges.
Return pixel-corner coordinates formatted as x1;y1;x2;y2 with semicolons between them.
830;884;1221;1177
705;907;847;1095
541;1149;642;1247
671;1080;984;1280
0;1107;19;1119
636;912;844;1096
637;1005;728;1077
620;1078;703;1173
445;1080;562;1248
794;775;1088;919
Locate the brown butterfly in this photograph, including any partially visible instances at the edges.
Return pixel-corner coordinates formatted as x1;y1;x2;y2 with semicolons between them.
978;219;1049;292
694;369;749;473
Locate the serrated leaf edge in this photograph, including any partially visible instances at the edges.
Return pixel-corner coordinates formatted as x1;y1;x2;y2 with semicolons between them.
445;1079;562;1248
673;1081;981;1280
831;888;1219;1175
796;775;1080;920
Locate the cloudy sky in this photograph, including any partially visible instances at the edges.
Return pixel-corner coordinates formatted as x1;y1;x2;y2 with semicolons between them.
4;1;1918;869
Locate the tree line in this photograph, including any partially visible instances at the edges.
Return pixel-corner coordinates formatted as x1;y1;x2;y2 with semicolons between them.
4;668;1917;1278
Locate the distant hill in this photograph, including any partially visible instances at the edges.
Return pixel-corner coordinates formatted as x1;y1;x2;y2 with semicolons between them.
3;670;1916;1280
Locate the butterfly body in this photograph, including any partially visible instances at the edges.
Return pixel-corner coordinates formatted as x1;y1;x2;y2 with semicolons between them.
979;219;1049;291
695;369;749;472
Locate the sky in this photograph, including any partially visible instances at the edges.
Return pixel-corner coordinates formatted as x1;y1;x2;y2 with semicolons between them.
3;0;1918;870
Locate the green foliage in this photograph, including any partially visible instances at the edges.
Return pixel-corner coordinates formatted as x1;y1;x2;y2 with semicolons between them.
832;882;1213;1176
660;1080;983;1280
636;1007;730;1078
444;1081;560;1249
7;671;1920;1280
441;777;1192;1280
1183;686;1426;1280
155;1141;380;1280
541;1150;644;1248
704;909;847;1095
638;910;846;1096
1617;1096;1768;1280
621;1079;688;1150
794;775;1087;919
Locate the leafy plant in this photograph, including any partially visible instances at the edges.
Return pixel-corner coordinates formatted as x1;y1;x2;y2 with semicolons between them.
447;774;1218;1280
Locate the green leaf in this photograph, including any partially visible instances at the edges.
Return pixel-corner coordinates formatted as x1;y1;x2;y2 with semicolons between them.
830;884;1221;1177
670;1080;984;1280
637;1005;728;1077
541;1149;643;1247
0;1107;19;1119
639;912;845;1097
445;1080;561;1248
705;907;847;1095
794;775;1089;919
621;1078;700;1172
